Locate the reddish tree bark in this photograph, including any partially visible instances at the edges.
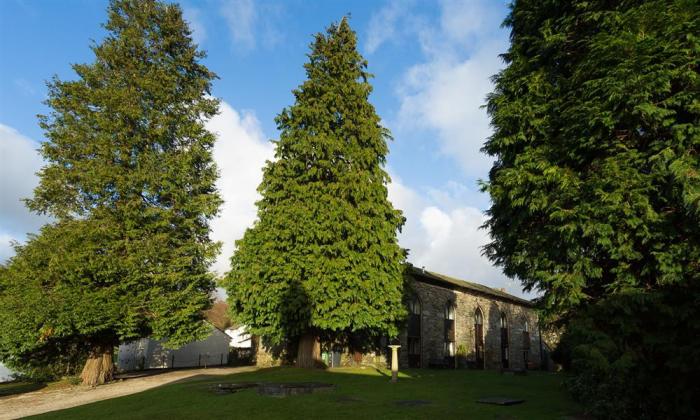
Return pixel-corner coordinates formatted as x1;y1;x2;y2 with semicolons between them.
296;333;321;368
80;343;114;386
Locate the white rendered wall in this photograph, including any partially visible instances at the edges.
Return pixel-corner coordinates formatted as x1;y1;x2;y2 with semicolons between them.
117;325;231;371
225;326;252;348
0;363;13;382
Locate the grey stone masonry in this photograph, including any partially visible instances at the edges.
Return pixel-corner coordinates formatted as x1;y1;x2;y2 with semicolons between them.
254;267;542;371
399;269;542;370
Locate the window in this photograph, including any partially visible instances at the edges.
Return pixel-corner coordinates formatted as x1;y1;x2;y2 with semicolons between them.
444;302;456;365
474;308;484;368
408;337;421;355
445;302;455;320
409;298;421;315
407;297;421;368
500;312;508;329
500;312;509;368
522;317;531;369
444;341;455;357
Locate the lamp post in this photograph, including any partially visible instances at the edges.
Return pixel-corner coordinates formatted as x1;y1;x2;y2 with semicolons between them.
389;345;401;383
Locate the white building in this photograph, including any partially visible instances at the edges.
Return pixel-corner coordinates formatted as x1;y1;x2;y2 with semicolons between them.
224;326;252;348
117;323;231;371
0;363;13;382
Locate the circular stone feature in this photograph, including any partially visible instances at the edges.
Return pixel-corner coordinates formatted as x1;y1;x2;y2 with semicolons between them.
213;382;259;395
213;382;335;397
395;400;432;407
257;382;335;397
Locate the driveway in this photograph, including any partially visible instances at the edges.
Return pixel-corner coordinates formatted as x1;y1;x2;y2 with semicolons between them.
0;366;258;419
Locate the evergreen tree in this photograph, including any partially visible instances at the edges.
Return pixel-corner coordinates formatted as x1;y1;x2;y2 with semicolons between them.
224;19;406;367
483;0;699;416
0;0;220;386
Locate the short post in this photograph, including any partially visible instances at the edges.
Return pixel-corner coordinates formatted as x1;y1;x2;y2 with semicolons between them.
389;345;401;383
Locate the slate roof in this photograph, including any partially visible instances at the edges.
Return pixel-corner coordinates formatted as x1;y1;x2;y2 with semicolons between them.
407;265;534;307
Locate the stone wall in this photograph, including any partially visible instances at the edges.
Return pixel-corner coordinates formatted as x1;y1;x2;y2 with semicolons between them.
254;336;289;367
254;279;542;371
399;281;542;370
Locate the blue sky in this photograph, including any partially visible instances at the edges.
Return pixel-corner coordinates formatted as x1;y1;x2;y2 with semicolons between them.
0;0;531;297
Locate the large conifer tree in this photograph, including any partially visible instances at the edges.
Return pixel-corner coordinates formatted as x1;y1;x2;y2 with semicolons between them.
0;0;220;385
483;0;699;416
224;19;406;367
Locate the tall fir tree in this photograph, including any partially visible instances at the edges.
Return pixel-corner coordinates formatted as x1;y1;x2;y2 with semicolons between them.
224;19;406;367
0;0;220;385
483;0;699;416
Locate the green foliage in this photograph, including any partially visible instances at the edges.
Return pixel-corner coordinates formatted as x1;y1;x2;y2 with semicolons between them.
0;0;220;378
484;0;699;417
553;287;700;419
484;0;699;317
224;19;406;346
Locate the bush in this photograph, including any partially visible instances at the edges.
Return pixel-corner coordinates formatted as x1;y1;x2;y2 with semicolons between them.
228;348;254;367
554;286;700;419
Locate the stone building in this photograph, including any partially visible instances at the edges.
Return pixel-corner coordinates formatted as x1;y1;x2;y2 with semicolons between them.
399;266;541;370
254;266;542;370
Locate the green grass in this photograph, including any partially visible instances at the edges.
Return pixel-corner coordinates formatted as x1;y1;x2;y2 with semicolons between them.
32;367;580;419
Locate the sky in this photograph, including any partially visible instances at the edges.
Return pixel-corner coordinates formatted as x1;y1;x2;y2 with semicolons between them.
0;0;533;298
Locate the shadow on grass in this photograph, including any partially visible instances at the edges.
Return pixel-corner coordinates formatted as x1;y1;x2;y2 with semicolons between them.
0;381;46;397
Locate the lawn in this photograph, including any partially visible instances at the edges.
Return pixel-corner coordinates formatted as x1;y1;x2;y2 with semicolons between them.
31;367;580;419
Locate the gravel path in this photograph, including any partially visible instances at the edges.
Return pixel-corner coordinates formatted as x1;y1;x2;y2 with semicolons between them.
0;366;258;419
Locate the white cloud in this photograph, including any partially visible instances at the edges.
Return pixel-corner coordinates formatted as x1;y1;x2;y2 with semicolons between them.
207;101;274;275
183;7;207;46
388;175;532;298
220;0;257;51
0;233;17;264
439;0;500;46
0;124;48;246
391;0;508;177
218;0;282;52
365;0;411;54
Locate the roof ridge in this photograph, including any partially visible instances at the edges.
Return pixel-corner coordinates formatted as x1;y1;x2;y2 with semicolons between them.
407;265;533;307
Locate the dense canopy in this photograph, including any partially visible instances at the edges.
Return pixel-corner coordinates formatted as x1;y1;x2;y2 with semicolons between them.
224;19;406;357
484;0;699;417
0;0;221;385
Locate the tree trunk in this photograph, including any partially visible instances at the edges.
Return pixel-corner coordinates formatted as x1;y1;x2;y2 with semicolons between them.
296;333;321;369
80;344;114;386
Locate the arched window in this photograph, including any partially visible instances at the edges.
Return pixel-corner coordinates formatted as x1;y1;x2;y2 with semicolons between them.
475;308;483;325
444;302;456;365
500;312;509;368
408;298;421;316
445;302;455;320
522;317;531;369
474;308;484;369
407;297;421;368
